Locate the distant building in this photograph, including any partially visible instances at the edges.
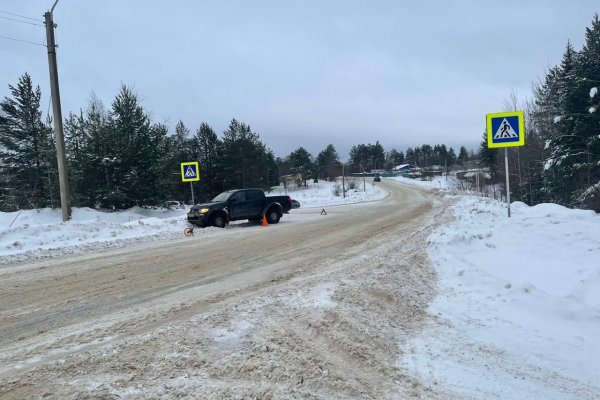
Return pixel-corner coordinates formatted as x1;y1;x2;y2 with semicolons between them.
457;169;492;181
392;164;418;172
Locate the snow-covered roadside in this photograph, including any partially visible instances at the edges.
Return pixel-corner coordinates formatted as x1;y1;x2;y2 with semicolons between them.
0;181;386;263
402;195;600;399
384;175;600;396
4;174;599;397
0;207;193;264
272;178;386;207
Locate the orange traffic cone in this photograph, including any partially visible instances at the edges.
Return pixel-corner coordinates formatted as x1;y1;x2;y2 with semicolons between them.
261;214;269;227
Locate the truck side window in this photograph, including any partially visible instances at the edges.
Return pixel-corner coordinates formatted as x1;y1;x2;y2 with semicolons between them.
230;192;246;202
246;190;263;201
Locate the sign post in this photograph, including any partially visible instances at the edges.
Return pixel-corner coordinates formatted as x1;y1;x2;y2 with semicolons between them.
180;161;200;205
486;111;525;218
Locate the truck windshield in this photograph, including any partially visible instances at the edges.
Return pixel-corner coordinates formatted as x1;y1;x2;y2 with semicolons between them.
211;192;231;202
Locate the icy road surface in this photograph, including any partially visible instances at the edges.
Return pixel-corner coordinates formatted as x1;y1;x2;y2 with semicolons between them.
3;182;448;398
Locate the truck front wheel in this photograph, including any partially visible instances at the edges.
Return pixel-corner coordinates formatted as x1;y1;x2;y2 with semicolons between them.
266;208;281;224
212;214;226;228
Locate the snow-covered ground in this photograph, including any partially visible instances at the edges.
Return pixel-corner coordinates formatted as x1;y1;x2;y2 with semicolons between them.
407;196;600;399
391;176;600;398
0;180;385;262
1;177;599;398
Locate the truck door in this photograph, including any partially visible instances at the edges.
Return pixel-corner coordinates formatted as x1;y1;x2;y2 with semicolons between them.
246;189;265;218
228;191;248;219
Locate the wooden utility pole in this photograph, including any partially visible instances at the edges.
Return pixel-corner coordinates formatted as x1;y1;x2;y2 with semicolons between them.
44;0;71;221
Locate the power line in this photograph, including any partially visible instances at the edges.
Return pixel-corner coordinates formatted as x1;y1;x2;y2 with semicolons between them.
0;15;44;26
0;10;41;22
0;34;45;47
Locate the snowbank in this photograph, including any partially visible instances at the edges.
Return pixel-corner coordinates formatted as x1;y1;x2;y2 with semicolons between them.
403;195;600;399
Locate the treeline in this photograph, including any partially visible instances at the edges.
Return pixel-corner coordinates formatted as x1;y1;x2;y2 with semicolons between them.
2;16;599;212
478;14;600;211
0;73;471;211
0;79;280;210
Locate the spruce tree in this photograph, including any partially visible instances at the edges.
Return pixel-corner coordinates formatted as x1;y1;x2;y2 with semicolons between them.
287;147;314;185
0;73;56;211
218;119;274;190
316;144;340;180
479;131;499;181
349;142;385;171
161;120;193;203
543;43;586;206
388;148;404;167
405;147;416;165
81;96;112;207
458;146;469;165
192;122;220;198
103;85;164;208
574;14;600;210
448;147;457;166
63;110;88;206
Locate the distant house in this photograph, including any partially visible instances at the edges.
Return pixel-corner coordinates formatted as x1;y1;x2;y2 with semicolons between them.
458;160;480;170
422;165;445;176
457;169;492;181
281;173;303;188
392;164;417;172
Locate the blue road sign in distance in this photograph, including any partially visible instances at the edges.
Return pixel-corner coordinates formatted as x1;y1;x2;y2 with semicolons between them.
486;111;525;148
180;161;200;182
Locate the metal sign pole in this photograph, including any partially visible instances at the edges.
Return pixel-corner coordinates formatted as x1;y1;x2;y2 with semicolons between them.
190;182;195;205
486;111;524;219
504;148;511;218
181;161;200;205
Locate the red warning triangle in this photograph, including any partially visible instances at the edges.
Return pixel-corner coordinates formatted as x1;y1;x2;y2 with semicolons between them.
321;209;327;215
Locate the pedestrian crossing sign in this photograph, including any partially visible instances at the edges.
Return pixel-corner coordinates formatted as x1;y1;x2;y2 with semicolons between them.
486;111;525;148
180;161;200;182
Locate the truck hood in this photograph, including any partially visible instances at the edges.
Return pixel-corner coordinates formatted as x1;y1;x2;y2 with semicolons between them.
190;202;222;211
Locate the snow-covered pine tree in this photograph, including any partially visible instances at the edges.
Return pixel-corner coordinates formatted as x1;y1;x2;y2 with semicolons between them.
102;85;166;208
158;120;193;203
387;148;404;169
458;146;469;165
78;96;112;208
0;73;56;211
539;14;600;212
191;122;220;197
63;110;89;207
286;146;313;186
573;14;600;211
316;144;340;180
218;119;276;190
542;42;584;207
448;147;457;166
479;131;499;183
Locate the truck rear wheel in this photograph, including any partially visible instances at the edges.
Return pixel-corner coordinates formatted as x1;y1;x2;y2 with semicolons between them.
266;208;281;224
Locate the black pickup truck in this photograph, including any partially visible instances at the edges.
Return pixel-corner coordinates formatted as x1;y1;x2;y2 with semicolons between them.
187;188;293;228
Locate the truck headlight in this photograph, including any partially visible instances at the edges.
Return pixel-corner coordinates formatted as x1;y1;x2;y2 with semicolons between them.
200;208;209;213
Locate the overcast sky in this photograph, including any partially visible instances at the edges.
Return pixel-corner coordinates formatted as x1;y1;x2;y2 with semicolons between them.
1;1;598;160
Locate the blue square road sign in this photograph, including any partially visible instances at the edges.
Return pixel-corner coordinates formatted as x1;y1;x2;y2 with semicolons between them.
486;111;525;148
180;161;200;182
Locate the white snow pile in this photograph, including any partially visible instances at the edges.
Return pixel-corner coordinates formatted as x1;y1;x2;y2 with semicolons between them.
402;196;600;399
273;178;386;207
0;206;192;262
